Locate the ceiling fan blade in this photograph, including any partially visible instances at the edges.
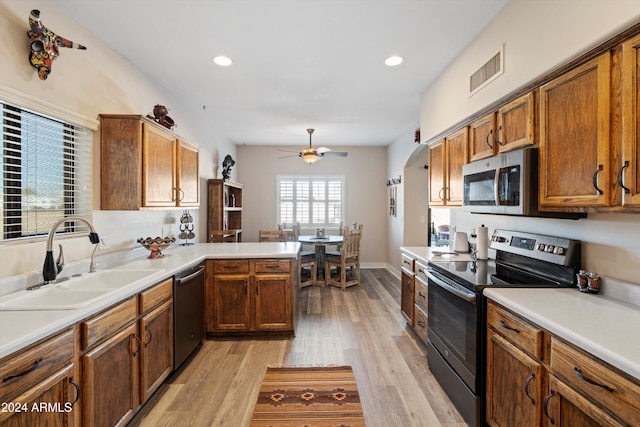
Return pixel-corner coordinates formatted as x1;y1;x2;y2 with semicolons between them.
321;151;348;157
278;154;300;159
316;146;331;154
277;148;302;153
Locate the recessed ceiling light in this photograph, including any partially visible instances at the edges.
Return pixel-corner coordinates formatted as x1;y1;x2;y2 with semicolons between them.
213;56;233;66
385;55;403;66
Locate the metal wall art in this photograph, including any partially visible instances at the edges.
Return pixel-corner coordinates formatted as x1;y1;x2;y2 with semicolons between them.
27;9;86;80
222;155;235;180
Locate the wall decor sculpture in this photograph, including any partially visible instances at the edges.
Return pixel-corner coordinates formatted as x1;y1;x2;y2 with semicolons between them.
28;9;86;80
222;155;235;180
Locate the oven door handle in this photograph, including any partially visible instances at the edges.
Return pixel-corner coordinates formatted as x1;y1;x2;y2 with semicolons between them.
426;270;476;302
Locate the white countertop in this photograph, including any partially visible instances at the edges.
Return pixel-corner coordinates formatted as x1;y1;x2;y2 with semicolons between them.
0;242;300;360
400;246;475;264
484;288;640;381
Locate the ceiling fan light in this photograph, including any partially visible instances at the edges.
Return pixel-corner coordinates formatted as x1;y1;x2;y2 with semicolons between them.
302;152;318;164
385;55;403;66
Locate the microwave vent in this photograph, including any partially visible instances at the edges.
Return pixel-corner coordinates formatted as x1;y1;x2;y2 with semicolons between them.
469;44;504;96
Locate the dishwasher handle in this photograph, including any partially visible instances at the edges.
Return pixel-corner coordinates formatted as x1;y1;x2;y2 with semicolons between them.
175;265;205;284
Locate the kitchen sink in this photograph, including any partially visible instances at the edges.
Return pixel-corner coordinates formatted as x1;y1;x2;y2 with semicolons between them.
0;269;165;311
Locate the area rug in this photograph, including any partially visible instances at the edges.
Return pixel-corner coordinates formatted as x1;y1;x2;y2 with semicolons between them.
249;366;365;427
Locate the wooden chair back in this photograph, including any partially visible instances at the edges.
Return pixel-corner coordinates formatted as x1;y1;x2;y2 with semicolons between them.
277;223;299;242
341;224;362;260
259;229;287;242
210;230;238;243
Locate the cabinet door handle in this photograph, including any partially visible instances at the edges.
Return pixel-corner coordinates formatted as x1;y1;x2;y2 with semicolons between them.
144;325;152;346
256;283;259;296
69;377;81;407
524;373;536;404
618;161;631;194
244;282;248;295
485;129;494;149
574;367;614;392
417;291;426;300
2;357;43;382
496;125;504;146
132;334;141;356
178;188;185;201
171;187;178;202
416;320;427;328
543;390;555;424
499;319;520;334
438;187;445;201
592;165;604;195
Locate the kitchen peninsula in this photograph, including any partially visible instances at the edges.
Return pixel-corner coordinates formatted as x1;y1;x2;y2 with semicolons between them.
0;242;301;358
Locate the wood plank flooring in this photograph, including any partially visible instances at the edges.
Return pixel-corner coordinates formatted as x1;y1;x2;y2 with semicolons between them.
129;269;465;427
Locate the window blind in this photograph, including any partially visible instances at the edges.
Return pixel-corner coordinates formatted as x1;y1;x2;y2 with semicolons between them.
1;101;92;242
277;175;343;228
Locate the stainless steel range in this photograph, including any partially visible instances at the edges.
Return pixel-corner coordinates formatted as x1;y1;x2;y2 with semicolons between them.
426;229;581;427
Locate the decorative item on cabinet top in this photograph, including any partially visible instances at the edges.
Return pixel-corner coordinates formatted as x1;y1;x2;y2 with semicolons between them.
222;155;235;180
146;104;176;130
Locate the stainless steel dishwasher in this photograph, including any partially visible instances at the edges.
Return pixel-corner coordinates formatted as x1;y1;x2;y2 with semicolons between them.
174;263;205;369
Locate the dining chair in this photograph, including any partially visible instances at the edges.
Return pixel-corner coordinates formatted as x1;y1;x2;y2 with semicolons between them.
277;223;299;242
259;229;287;242
325;224;363;290
299;251;317;288
209;229;238;243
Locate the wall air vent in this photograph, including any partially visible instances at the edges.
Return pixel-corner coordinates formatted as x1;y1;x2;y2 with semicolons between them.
469;44;504;97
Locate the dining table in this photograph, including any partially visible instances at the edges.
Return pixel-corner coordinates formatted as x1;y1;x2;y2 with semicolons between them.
298;235;343;286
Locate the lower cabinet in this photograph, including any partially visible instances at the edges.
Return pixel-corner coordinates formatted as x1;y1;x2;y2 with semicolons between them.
486;329;544;427
206;259;295;335
82;322;139;427
486;300;640;427
81;279;173;427
0;329;78;427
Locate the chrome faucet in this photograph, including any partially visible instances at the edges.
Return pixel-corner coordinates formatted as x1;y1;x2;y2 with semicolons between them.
42;216;100;284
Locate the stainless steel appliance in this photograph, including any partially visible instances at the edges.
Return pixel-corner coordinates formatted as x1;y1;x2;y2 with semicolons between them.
462;148;585;218
174;263;205;369
426;229;581;427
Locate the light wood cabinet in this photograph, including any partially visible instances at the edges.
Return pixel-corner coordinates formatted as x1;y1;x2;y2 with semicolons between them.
538;53;612;210
429;127;468;207
469;112;497;161
81;279;174;427
486;330;544;427
496;91;536;153
621;33;640;209
400;253;414;326
208;179;243;241
0;329;77;427
206;259;295;335
100;114;199;210
82;321;139;427
138;280;173;403
486;301;640;427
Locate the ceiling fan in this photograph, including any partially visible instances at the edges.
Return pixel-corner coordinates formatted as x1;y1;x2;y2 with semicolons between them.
279;129;348;164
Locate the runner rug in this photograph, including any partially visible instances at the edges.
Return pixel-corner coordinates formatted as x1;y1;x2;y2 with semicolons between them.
249;365;365;427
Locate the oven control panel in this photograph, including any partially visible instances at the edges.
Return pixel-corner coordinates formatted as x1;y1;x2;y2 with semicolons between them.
490;229;580;266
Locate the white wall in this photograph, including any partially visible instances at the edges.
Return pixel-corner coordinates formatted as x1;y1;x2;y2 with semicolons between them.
0;0;236;280
386;124;429;273
237;145;388;266
415;0;640;283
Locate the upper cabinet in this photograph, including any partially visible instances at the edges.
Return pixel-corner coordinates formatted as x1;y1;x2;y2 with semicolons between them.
621;33;640;208
496;91;536;153
469;112;496;161
538;53;612;210
429;127;468;207
100;115;199;210
469;91;536;162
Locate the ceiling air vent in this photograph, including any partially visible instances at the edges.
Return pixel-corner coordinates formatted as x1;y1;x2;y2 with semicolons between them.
469;44;504;96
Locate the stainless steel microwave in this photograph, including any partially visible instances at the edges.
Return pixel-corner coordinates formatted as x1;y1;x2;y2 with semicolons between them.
462;148;538;216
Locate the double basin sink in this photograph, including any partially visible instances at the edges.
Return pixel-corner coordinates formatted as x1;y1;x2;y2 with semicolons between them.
0;269;164;311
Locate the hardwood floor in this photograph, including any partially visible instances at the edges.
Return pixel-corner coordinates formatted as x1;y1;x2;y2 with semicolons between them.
129;269;465;426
